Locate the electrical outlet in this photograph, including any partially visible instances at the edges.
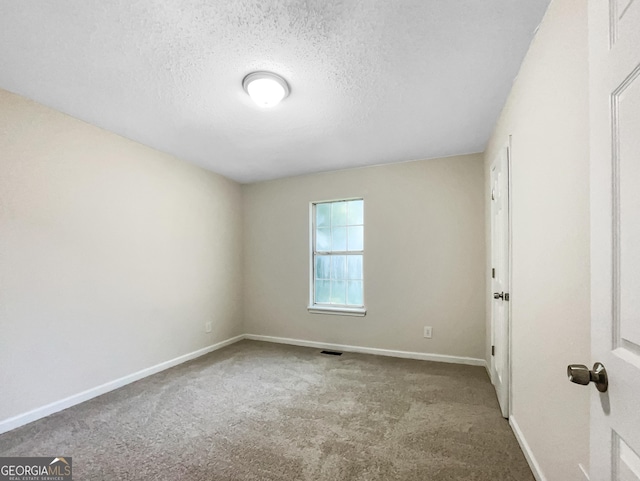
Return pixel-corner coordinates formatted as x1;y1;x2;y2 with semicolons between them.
423;326;433;339
205;322;212;333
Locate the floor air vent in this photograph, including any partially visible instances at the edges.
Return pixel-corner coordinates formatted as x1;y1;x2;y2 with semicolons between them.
320;350;343;356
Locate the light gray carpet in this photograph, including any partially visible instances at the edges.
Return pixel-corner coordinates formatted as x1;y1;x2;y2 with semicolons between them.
0;340;534;480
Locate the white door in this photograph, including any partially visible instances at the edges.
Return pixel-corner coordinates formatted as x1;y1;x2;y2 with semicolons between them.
589;1;640;479
490;144;510;419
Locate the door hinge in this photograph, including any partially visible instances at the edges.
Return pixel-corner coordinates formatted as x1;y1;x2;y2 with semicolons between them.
504;293;510;301
492;268;495;279
491;345;495;356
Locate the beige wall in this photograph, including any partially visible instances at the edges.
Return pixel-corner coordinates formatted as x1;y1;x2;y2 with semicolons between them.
0;89;243;422
243;154;486;360
484;0;591;479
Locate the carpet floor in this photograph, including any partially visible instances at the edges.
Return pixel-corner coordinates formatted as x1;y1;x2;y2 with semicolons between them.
0;340;534;480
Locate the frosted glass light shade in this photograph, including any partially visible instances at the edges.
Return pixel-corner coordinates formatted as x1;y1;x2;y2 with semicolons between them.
243;71;290;107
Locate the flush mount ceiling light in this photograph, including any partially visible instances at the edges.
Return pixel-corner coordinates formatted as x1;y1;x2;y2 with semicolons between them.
242;71;290;107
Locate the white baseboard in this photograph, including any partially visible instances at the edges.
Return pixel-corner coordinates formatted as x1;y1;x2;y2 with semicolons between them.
0;334;245;435
578;463;590;481
510;415;547;481
485;361;493;382
1;333;487;436
245;334;487;367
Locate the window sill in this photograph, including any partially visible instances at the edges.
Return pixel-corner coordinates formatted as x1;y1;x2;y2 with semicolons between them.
307;305;367;317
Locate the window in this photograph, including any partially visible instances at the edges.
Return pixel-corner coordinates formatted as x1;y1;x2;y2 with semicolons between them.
308;198;366;316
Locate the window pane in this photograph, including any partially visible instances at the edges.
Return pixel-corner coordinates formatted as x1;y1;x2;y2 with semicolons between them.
316;228;331;251
316;203;331;228
315;255;330;279
331;201;347;226
347;226;363;251
347;255;363;280
331;280;347;304
347;199;364;225
315;280;331;304
347;281;363;306
312;199;365;308
331;227;347;251
330;255;346;280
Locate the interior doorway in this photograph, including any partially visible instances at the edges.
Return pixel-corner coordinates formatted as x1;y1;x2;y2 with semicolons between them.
490;141;511;419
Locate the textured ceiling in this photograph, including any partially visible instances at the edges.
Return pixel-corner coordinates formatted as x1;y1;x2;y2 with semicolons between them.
0;1;550;183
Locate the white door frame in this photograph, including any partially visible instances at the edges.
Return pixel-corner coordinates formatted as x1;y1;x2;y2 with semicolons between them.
489;138;512;419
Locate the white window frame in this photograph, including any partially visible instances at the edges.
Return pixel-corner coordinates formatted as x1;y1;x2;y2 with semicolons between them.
307;198;366;317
